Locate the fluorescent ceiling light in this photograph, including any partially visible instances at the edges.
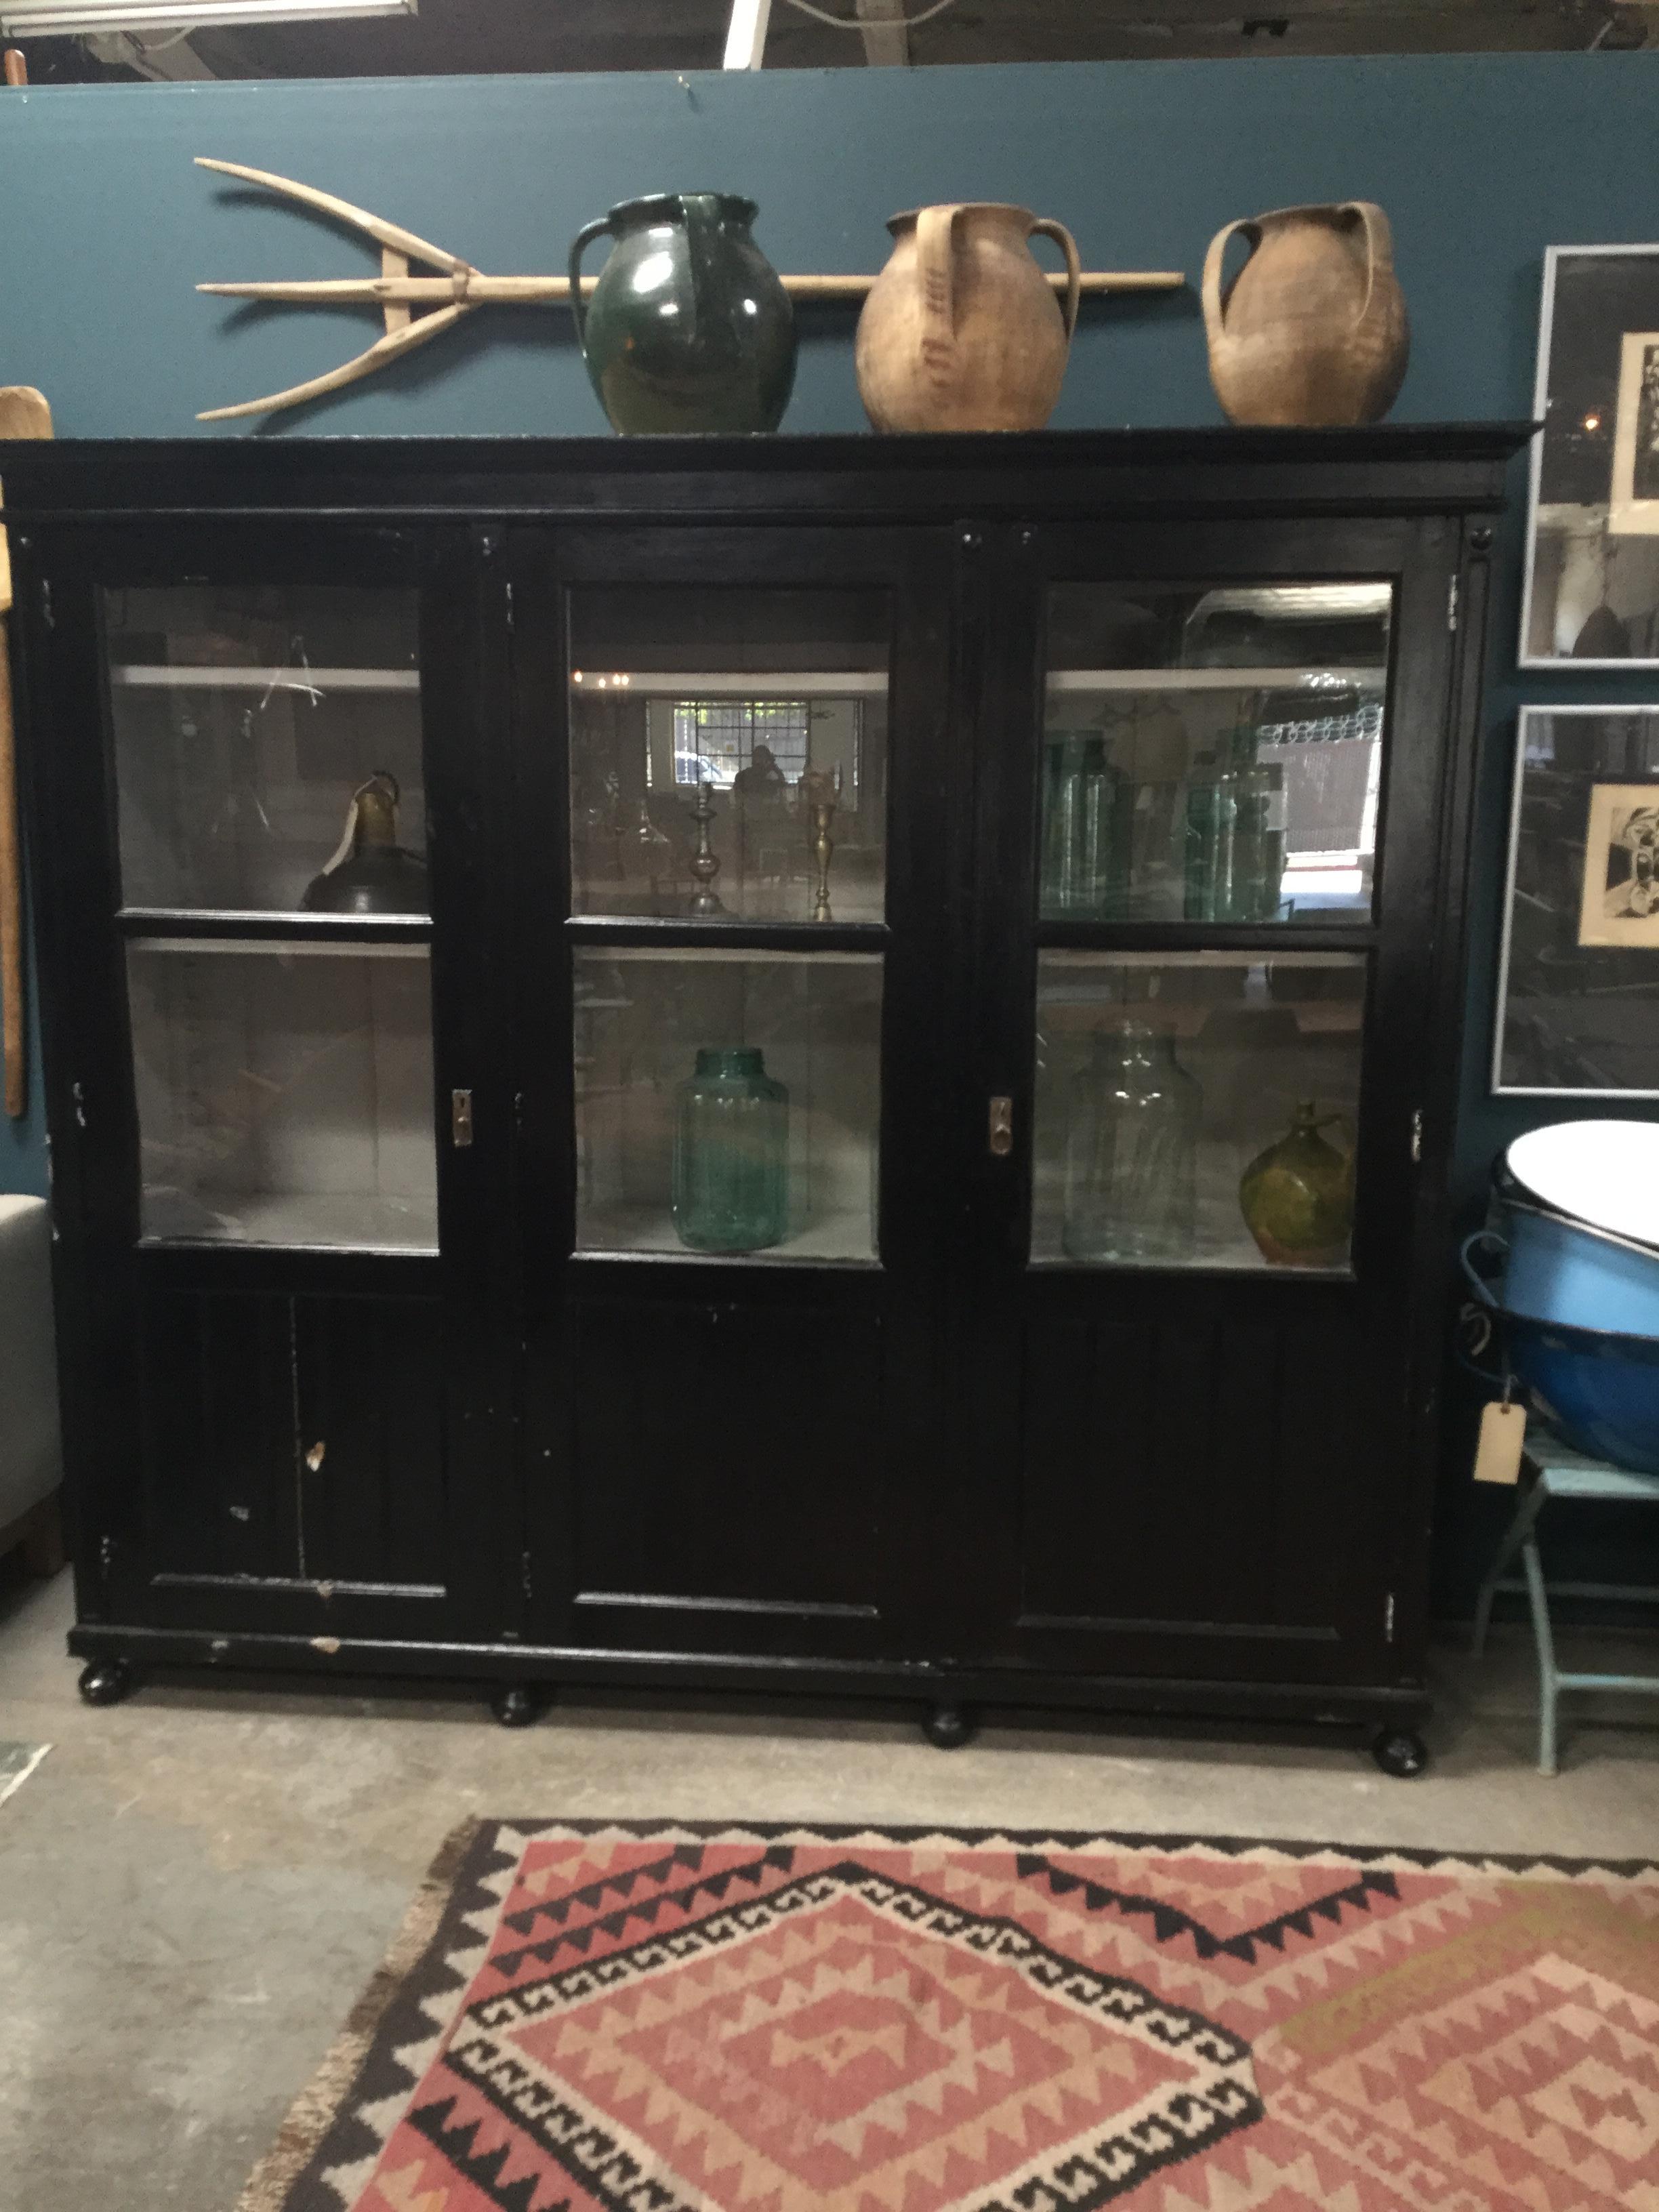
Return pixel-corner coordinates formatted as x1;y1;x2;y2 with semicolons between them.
1;0;413;29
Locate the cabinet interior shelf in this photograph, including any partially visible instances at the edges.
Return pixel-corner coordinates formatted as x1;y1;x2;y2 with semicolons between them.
1047;667;1385;693
111;665;420;692
128;934;430;958
577;1204;876;1266
140;1191;438;1252
572;670;887;697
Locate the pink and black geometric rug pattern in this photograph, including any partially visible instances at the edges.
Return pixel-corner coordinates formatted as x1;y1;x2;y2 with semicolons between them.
238;1821;1659;2212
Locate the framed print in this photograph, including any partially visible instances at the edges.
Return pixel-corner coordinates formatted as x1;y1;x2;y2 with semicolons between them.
1521;247;1659;668
1610;331;1659;535
1494;708;1659;1095
1576;782;1659;945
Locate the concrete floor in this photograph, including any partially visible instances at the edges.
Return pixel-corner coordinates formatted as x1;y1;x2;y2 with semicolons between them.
1;1565;1656;2212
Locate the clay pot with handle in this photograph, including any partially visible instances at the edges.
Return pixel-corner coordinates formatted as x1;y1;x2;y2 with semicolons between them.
1202;202;1408;428
855;202;1082;433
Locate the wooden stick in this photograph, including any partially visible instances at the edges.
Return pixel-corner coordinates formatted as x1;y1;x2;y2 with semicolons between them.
198;269;1184;306
0;386;52;1120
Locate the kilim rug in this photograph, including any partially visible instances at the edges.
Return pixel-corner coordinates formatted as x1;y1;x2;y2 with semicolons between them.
237;1820;1659;2212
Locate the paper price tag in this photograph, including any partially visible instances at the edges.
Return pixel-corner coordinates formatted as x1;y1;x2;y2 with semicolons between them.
1473;1399;1527;1486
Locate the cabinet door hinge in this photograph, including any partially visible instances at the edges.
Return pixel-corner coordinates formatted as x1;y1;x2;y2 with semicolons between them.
70;1080;87;1130
1410;1108;1422;1164
1384;1592;1397;1643
1446;575;1460;633
521;1550;533;1603
505;579;514;632
39;577;52;630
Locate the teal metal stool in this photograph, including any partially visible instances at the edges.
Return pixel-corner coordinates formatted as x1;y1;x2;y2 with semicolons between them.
1471;1427;1659;1775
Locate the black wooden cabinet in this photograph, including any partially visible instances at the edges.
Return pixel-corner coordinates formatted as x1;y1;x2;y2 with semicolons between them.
3;428;1523;1762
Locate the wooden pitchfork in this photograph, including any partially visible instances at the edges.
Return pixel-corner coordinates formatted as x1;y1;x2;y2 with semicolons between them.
194;157;1185;422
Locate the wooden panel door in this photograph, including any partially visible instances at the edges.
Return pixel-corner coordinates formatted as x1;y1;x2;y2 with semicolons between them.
24;518;512;1644
508;522;969;1663
953;513;1462;1690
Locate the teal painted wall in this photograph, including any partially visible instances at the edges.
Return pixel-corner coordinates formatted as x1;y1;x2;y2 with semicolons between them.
1;52;1656;1605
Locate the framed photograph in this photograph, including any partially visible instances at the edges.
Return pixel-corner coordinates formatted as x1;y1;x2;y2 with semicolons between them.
1521;247;1659;668
1494;708;1659;1095
1577;783;1659;945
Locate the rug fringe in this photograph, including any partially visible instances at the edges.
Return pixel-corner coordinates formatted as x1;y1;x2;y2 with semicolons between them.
232;1816;482;2212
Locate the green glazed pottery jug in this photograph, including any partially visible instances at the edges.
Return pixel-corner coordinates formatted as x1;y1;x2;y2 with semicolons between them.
1239;1101;1354;1267
567;192;796;434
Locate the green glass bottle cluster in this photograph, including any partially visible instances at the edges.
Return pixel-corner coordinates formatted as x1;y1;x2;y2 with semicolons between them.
1039;722;1286;924
1183;724;1287;924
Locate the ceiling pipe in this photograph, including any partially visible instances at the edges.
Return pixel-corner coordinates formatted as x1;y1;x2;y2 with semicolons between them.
855;0;909;62
723;0;773;67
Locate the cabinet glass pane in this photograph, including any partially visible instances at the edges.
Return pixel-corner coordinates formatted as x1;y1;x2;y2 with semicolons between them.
1043;583;1391;924
575;949;881;1261
569;587;888;922
1033;950;1365;1273
127;941;437;1250
106;586;425;916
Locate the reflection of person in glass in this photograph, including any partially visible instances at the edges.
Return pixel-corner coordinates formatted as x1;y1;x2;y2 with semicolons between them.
733;743;788;807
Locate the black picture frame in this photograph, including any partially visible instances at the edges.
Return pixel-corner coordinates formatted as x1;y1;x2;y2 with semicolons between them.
1521;246;1659;670
1494;706;1659;1094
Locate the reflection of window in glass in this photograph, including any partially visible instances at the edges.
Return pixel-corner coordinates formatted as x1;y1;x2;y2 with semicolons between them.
671;701;811;789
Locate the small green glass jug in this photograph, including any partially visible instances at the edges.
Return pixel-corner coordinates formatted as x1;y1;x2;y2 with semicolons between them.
1239;1101;1354;1267
673;1046;790;1254
567;192;797;434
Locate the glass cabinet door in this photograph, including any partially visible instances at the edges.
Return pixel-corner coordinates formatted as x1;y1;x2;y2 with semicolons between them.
106;583;439;1252
1042;581;1390;926
569;586;888;926
565;583;893;1266
1031;578;1393;1277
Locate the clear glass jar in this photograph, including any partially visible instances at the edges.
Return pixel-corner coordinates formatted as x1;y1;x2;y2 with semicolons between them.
672;1046;790;1253
1063;1023;1201;1264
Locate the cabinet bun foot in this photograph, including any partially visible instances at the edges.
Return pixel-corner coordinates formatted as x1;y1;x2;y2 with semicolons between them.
1371;1727;1428;1778
922;1702;976;1750
78;1658;136;1708
491;1683;549;1729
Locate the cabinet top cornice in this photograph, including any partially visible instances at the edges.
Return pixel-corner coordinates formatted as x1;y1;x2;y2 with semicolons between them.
0;422;1532;523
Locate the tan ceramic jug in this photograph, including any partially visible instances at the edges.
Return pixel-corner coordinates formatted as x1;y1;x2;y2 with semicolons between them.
1202;202;1409;427
856;203;1082;433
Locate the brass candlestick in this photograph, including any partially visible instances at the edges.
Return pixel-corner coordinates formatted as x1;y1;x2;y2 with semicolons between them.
686;781;724;916
802;769;838;923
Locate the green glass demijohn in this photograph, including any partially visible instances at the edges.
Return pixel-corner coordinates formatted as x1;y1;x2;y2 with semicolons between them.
568;192;797;434
673;1046;790;1254
1239;1101;1354;1267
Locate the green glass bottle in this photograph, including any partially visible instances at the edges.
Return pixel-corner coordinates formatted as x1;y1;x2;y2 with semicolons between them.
1040;733;1130;918
673;1046;790;1253
1183;751;1236;922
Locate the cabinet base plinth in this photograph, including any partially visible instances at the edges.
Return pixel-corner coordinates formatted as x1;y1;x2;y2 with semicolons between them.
1371;1726;1429;1778
922;1702;977;1750
78;1658;136;1707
